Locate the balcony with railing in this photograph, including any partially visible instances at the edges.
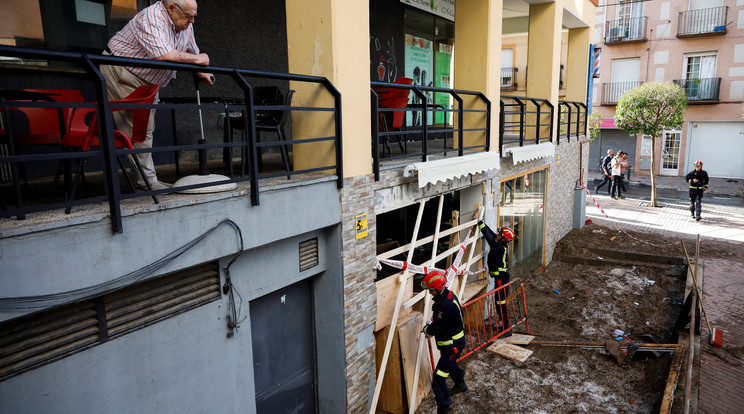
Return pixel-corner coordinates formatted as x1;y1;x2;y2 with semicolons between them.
604;17;648;44
557;101;588;142
370;81;491;181
601;81;643;105
0;46;341;233
677;6;729;37
499;95;554;150
673;78;722;103
500;67;518;91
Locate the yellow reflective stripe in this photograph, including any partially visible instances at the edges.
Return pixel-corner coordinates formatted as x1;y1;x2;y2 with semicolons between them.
498;267;507;271
496;300;506;305
478;223;485;229
436;369;450;378
490;271;499;275
437;339;454;346
452;331;464;340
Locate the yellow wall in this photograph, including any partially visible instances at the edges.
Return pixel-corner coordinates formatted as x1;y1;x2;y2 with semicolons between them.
286;0;372;177
454;0;503;149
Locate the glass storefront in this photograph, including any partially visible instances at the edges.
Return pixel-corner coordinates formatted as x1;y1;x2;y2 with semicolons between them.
499;168;547;279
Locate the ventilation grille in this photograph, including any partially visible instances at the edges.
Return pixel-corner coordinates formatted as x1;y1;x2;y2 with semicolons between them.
0;262;220;382
299;238;319;272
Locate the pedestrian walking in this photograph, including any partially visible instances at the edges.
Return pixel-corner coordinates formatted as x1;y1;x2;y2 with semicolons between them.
595;149;614;194
421;270;468;414
685;160;709;221
620;152;632;192
610;150;625;199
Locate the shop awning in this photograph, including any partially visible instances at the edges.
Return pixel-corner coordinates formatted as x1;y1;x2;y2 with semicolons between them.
404;151;501;188
601;118;619;129
502;142;555;165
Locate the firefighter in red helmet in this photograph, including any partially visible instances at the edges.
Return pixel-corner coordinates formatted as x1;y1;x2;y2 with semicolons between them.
421;270;468;414
478;220;515;336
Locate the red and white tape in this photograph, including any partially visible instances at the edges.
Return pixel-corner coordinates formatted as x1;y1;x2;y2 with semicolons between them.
582;184;682;248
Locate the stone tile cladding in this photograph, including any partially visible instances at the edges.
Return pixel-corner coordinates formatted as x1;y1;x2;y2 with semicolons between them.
340;174;379;414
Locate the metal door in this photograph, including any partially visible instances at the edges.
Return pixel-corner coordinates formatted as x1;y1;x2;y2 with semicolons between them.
252;278;316;414
660;130;681;176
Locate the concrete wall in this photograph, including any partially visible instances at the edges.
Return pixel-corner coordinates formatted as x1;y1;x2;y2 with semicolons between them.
0;180;348;413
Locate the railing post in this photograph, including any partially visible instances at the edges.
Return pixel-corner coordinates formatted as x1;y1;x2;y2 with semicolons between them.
371;89;380;181
82;54;123;233
331;81;343;189
517;99;525;147
232;71;259;206
452;92;464;157
499;100;505;154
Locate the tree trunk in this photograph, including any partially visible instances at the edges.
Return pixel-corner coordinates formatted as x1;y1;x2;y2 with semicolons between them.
650;134;658;207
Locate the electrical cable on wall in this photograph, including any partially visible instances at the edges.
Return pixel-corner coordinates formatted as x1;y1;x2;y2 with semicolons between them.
0;218;244;311
223;220;247;337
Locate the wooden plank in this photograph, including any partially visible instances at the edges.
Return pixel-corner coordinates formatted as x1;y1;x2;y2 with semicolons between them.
374;323;406;414
399;313;432;413
409;195;443;413
370;199;427;414
376;219;475;261
495;333;535;345
486;342;533;362
375;273;413;332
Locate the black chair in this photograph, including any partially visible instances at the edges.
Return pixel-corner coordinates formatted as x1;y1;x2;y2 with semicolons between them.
254;86;294;179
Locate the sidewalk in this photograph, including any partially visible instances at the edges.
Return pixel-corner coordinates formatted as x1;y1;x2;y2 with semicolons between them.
617;174;744;197
584;182;744;414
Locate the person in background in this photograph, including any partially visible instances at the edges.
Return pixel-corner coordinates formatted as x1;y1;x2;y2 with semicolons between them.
685;160;709;221
620;152;632;192
421;270;468;414
595;149;614;195
610;150;625;200
102;0;214;191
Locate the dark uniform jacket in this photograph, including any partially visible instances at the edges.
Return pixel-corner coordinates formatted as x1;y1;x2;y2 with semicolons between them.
479;221;507;276
686;169;709;190
423;288;464;349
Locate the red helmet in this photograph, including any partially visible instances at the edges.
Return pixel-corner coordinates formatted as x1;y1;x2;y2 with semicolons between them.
694;160;703;167
500;226;515;241
422;270;447;290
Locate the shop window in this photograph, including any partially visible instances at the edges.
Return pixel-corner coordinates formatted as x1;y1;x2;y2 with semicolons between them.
404;7;454;127
499;169;547;278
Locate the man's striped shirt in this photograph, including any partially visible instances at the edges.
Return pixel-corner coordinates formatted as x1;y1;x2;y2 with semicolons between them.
108;1;199;85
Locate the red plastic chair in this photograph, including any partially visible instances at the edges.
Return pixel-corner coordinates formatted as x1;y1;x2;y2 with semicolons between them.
373;77;412;156
7;89;85;197
62;84;160;212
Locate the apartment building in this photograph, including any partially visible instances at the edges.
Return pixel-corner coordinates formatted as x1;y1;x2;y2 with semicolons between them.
591;0;744;179
1;1;596;412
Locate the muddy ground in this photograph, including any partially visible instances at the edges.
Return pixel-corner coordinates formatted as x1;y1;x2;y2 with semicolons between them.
416;222;744;414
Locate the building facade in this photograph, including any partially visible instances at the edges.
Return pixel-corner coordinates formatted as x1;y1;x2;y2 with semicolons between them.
591;0;744;179
0;0;596;412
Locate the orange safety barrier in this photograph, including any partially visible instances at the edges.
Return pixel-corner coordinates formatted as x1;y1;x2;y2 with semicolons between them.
458;278;529;361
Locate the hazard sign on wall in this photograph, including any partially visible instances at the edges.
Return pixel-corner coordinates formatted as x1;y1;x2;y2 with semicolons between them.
356;213;368;240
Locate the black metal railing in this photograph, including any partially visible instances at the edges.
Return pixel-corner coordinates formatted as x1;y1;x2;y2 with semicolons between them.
601;81;643;105
678;6;728;37
673;78;722;102
0;45;342;233
557;101;587;142
604;17;648;43
501;67;518;90
370;82;490;181
499;95;554;150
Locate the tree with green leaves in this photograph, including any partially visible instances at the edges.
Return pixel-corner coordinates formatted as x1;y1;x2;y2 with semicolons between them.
614;82;688;207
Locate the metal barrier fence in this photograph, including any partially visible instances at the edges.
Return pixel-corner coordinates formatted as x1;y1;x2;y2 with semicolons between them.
458;279;529;361
370;81;490;181
0;45;342;233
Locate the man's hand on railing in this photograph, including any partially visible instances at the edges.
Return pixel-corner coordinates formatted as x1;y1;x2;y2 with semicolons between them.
196;72;215;85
